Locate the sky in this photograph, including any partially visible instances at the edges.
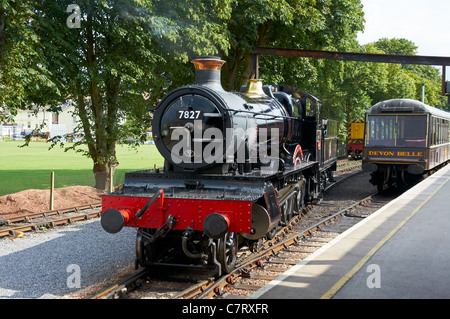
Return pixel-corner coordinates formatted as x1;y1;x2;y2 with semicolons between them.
357;0;450;57
357;0;450;79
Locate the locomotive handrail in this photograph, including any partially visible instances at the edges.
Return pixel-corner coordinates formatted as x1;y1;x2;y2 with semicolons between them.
226;108;298;120
135;189;164;219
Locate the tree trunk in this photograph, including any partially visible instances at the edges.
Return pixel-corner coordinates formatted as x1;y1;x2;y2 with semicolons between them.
223;48;243;91
93;163;109;191
80;7;120;193
93;161;118;192
239;23;271;87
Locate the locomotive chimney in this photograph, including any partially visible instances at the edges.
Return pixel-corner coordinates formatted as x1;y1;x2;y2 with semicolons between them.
191;56;225;90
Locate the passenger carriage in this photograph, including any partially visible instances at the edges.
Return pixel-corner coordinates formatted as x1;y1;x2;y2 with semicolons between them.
362;99;450;191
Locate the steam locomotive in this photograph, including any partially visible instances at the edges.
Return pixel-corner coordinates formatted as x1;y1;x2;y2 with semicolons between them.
101;57;338;275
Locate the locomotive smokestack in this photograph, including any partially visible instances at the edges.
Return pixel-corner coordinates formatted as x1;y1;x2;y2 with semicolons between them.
191;56;225;90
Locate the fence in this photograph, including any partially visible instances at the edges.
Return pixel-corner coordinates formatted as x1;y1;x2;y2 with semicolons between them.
0;171;128;197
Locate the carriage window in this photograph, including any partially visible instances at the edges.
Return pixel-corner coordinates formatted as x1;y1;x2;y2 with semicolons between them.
431;118;435;145
435;119;441;144
435;118;450;145
396;115;427;147
367;115;427;147
367;115;396;147
430;117;450;146
442;119;448;144
445;120;450;143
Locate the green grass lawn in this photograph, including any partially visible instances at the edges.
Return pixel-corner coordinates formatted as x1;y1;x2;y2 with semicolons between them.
0;141;164;196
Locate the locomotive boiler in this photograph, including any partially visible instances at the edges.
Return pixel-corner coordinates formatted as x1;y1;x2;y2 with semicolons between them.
101;56;338;275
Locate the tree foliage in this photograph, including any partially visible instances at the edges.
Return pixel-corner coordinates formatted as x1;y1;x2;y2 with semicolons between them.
221;0;365;90
281;37;447;140
0;0;59;120
29;0;232;190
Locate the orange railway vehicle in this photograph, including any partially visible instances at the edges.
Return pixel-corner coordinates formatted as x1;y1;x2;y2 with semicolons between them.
346;119;364;159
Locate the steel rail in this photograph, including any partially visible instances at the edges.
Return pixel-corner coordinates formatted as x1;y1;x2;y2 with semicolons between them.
177;191;377;299
0;202;102;238
90;269;152;299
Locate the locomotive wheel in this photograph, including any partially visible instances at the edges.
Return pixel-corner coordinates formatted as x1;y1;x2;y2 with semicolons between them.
295;180;306;213
217;232;237;274
136;231;163;267
282;195;294;224
136;232;148;267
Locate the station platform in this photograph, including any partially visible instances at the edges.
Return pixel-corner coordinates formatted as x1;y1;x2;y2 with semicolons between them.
250;163;450;299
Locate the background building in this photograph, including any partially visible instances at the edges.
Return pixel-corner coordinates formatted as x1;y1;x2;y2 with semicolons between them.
0;101;80;141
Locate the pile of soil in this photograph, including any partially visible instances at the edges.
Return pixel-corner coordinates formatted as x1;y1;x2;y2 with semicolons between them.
0;186;103;219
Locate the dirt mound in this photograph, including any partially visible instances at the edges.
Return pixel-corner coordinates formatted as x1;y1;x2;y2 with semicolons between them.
0;186;103;219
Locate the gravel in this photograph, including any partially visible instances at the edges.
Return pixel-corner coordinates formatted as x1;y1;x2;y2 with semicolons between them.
0;218;136;299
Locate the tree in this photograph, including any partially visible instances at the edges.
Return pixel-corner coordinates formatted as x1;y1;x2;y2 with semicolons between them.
374;37;417;56
220;0;365;91
29;0;232;191
317;43;389;137
214;0;367;141
373;38;446;107
317;38;447;139
0;0;59;120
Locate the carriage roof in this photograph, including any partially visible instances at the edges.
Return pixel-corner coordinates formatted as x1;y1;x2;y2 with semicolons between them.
367;99;450;119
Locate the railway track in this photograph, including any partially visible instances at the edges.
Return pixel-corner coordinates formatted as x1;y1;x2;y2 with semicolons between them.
0;203;102;238
88;167;396;300
178;192;390;299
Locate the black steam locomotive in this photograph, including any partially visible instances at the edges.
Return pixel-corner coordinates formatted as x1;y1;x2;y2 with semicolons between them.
101;56;338;275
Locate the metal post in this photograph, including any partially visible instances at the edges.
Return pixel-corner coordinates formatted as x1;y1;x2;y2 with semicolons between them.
443;65;446;96
50;171;54;210
422;82;425;103
251;54;259;79
109;167;114;193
